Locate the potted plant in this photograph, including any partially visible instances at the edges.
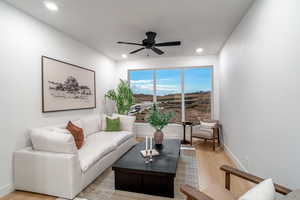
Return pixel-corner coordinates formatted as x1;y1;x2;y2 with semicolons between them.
146;104;175;146
105;79;135;115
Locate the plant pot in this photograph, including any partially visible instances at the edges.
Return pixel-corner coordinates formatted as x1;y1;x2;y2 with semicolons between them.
154;130;164;146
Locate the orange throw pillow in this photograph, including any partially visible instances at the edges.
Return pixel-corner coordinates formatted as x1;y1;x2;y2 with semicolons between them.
66;121;84;149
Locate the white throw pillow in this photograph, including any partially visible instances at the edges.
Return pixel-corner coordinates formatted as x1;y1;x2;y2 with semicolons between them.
30;129;77;154
200;121;216;128
82;116;101;136
112;113;136;132
72;120;82;128
51;127;70;134
239;179;275;200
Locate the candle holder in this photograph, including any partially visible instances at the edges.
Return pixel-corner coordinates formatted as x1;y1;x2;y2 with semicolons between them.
149;149;153;162
144;150;150;164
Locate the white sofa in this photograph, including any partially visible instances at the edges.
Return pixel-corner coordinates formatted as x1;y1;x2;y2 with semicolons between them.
14;114;136;199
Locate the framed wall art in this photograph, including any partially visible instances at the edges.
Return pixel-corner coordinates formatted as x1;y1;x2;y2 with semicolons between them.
42;56;96;112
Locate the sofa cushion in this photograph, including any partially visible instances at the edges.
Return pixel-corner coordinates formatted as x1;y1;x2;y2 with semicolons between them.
82;115;101;137
78;134;116;172
112;114;136;132
51;127;70;134
66;121;84;149
30;129;77;154
100;114;117;131
105;117;121;131
98;131;134;146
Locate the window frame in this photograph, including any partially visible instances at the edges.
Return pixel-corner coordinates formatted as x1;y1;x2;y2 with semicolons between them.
128;65;214;123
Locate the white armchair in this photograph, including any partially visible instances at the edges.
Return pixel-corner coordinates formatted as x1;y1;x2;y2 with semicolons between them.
190;120;220;151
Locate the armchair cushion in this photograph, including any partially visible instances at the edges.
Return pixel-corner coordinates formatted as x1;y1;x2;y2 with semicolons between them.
193;127;214;139
200;121;217;129
239;179;275;200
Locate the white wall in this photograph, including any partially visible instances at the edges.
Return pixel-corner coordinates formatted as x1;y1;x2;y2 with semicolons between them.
0;2;116;196
116;55;220;138
219;0;300;189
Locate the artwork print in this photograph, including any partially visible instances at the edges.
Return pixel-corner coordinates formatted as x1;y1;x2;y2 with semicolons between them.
42;56;96;112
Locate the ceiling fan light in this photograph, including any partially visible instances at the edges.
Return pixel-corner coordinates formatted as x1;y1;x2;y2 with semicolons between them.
196;48;204;53
44;1;59;11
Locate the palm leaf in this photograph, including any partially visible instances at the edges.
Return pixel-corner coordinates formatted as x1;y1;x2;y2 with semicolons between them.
105;79;135;114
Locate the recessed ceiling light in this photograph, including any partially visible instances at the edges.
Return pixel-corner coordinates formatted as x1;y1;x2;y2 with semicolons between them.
196;48;204;53
122;54;127;59
44;1;58;11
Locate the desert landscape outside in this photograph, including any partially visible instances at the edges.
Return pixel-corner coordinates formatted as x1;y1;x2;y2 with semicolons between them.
133;92;211;123
129;67;212;123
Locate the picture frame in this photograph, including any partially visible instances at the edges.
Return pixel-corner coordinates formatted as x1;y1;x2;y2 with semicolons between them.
42;56;96;113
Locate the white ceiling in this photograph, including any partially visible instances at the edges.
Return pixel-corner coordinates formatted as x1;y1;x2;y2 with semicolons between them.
5;0;253;61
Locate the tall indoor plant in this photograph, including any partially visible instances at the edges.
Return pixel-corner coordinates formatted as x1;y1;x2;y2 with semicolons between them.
146;104;175;146
105;79;135;115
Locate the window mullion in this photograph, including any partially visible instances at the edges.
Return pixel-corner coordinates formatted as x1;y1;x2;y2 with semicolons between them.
181;69;185;122
153;70;157;103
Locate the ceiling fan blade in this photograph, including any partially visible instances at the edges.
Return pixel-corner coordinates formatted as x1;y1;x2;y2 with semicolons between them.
130;48;145;54
155;41;181;47
151;47;164;55
117;42;144;46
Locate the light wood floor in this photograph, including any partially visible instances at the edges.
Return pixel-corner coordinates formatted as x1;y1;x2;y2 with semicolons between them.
1;140;251;200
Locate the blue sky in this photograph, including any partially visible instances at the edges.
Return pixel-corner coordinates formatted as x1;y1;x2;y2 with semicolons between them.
129;68;212;96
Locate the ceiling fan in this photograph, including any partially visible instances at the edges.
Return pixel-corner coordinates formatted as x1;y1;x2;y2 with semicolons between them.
117;31;181;55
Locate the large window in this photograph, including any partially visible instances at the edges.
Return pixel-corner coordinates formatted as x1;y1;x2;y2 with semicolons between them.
156;69;182;123
184;68;212;122
129;70;154;122
129;67;212;123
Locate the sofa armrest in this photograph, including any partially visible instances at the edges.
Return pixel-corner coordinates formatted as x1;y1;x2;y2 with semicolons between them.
14;147;82;199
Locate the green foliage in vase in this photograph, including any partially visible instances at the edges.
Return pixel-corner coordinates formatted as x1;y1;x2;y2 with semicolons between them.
105;79;135;115
146;104;175;131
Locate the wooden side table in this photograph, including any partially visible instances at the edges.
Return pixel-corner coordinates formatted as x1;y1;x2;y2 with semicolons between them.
181;121;193;144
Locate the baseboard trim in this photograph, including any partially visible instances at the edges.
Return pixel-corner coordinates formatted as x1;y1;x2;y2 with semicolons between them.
223;143;248;172
0;183;14;197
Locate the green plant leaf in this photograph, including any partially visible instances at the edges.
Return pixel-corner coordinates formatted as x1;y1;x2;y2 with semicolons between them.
146;104;175;131
105;79;135;114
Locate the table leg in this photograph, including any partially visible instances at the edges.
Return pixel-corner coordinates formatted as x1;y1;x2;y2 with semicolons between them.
181;124;186;144
181;124;190;144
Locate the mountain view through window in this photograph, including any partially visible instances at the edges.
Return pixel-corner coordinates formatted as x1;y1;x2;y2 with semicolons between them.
129;67;212;123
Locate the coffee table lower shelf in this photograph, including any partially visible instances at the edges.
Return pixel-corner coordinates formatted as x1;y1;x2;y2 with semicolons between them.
113;169;175;198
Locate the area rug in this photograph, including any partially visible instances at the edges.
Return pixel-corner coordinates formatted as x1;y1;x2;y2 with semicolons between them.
58;149;198;200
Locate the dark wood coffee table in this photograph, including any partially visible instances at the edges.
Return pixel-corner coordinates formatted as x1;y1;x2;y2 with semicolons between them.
112;139;181;198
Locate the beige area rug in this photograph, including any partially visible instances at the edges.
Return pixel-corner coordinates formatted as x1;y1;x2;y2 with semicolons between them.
58;149;198;200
